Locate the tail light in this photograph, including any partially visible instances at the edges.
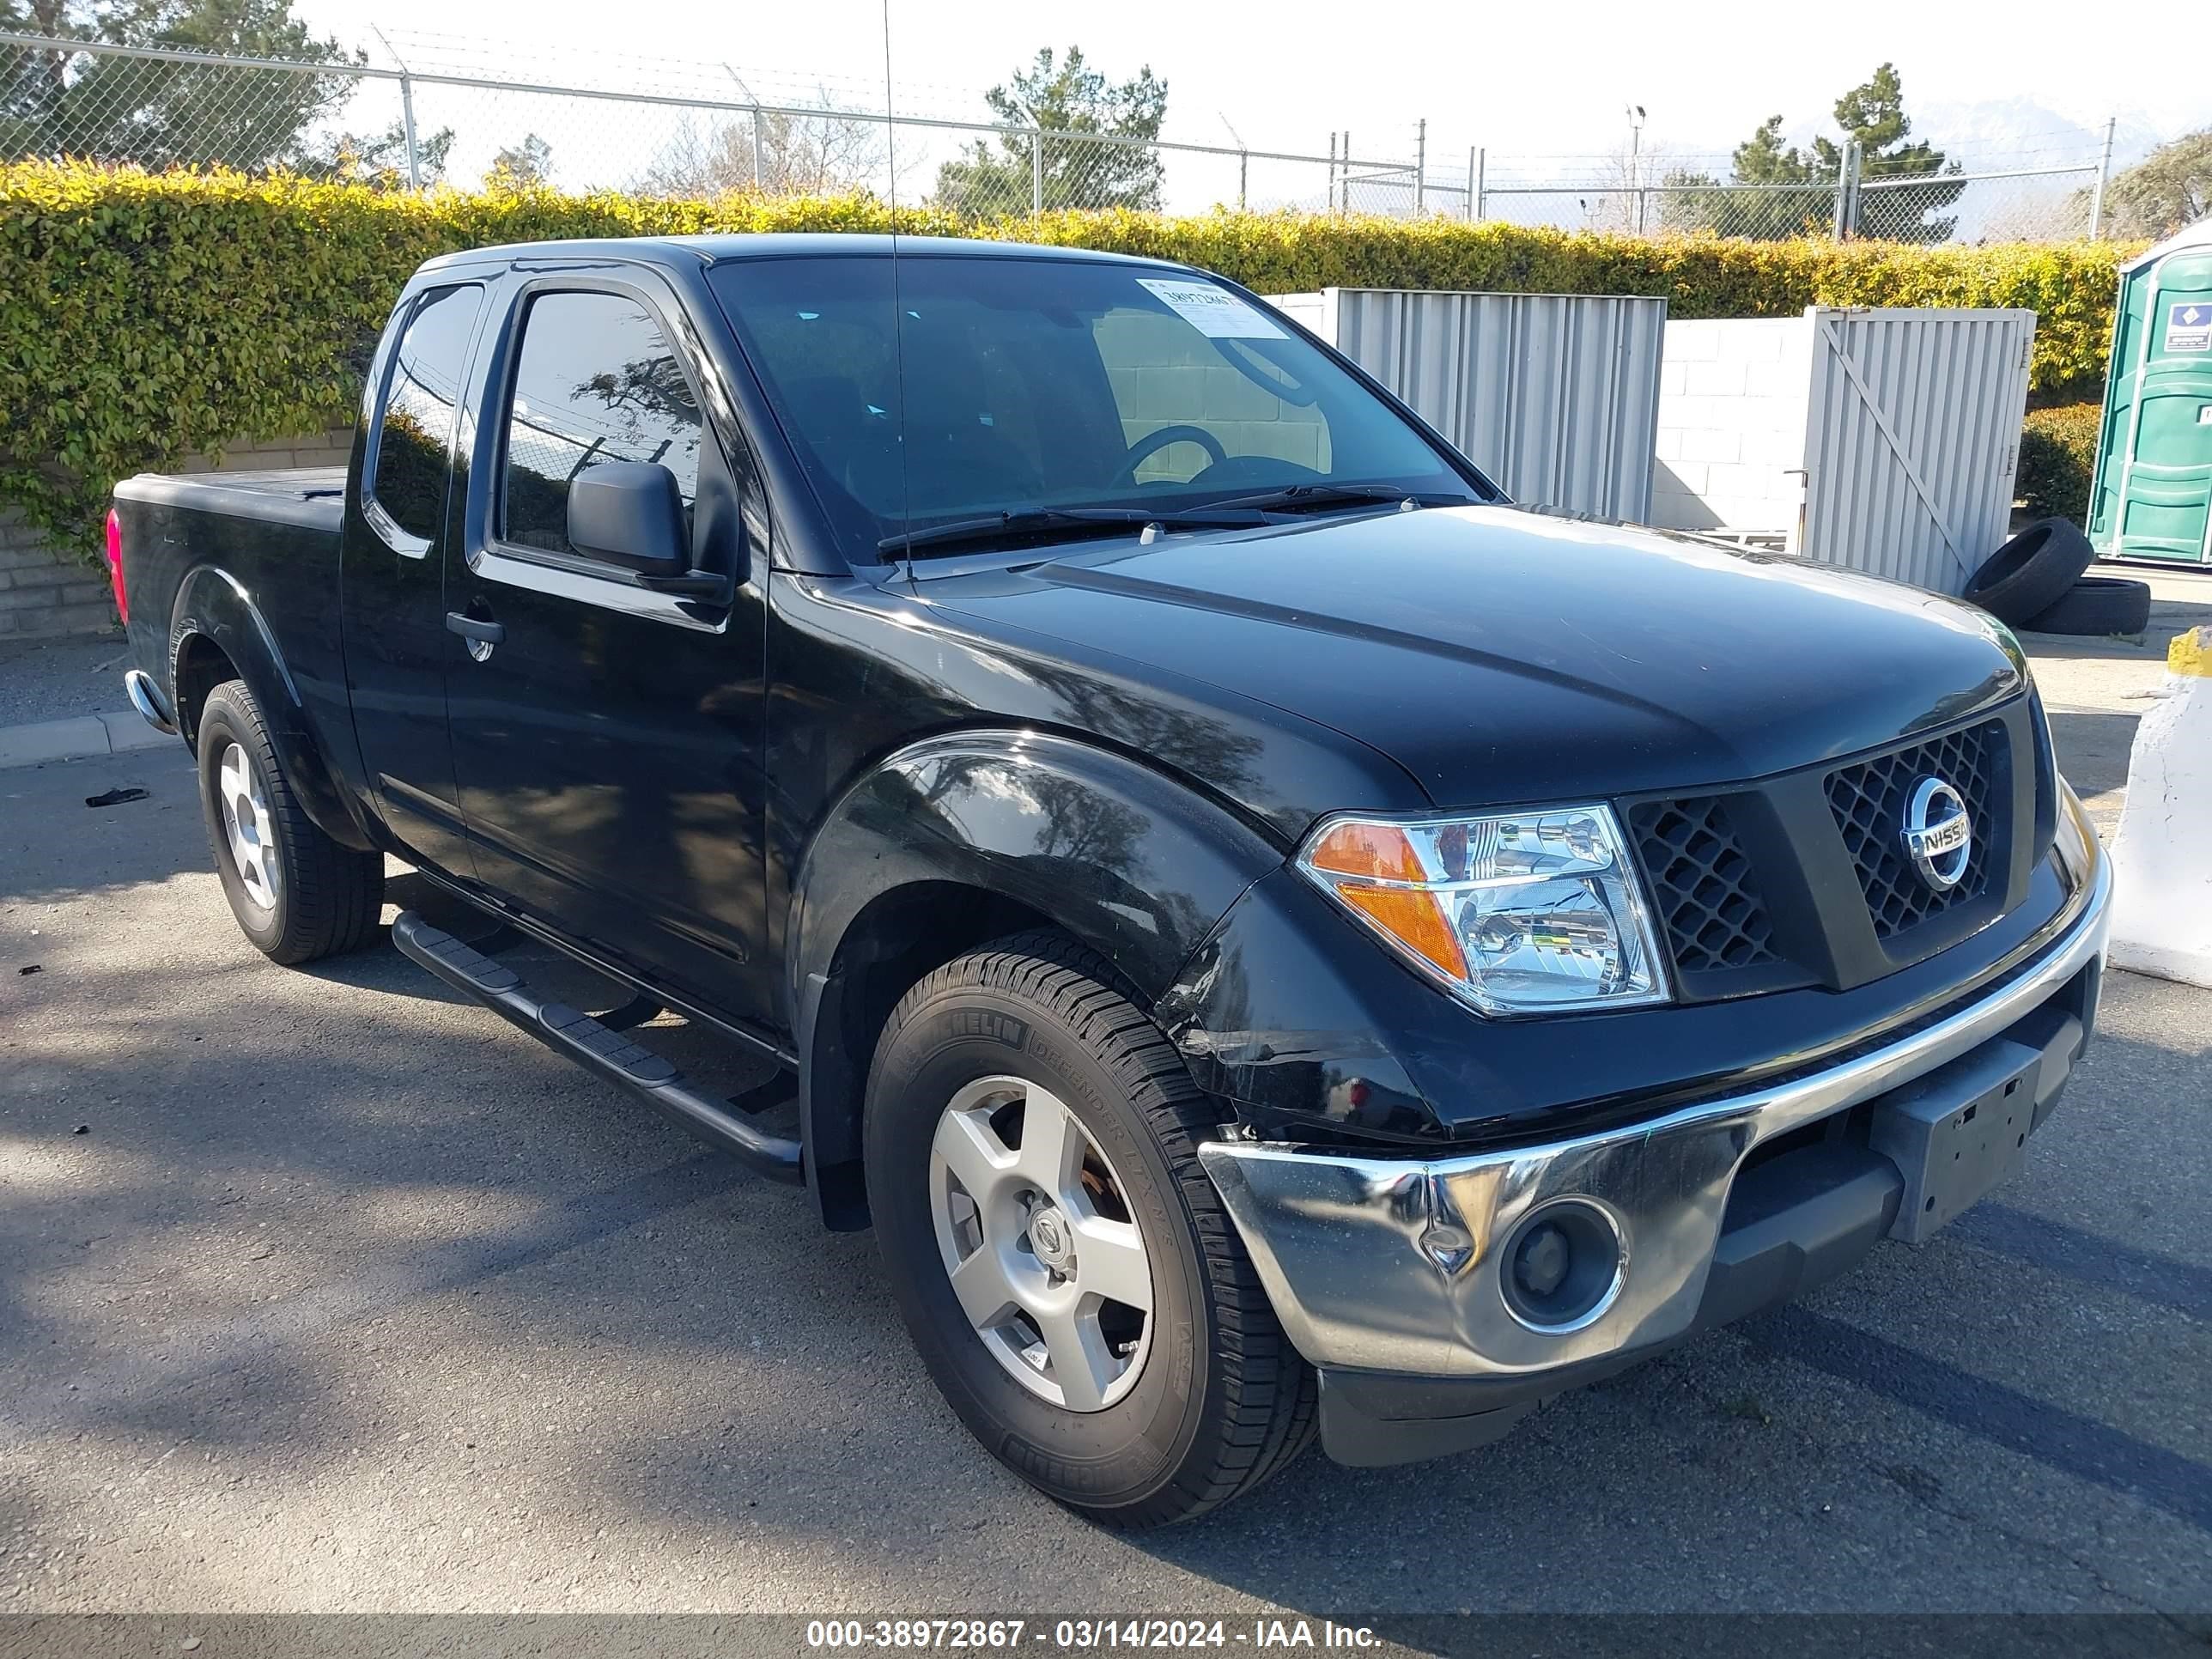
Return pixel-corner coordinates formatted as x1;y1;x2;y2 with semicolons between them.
105;508;127;624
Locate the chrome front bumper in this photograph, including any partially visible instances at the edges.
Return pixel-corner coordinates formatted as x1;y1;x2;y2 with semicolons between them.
1198;853;2112;1385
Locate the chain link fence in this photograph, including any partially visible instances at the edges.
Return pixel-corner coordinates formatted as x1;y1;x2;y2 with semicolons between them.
3;29;2122;242
1460;136;2115;243
0;29;1396;217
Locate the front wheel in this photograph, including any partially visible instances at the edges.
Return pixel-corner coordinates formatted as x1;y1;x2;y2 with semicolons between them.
864;933;1316;1527
196;678;384;965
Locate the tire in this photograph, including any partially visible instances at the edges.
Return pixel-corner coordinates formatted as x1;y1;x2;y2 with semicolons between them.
2021;576;2154;637
1962;518;2095;627
2026;579;2159;641
196;678;384;965
864;933;1316;1527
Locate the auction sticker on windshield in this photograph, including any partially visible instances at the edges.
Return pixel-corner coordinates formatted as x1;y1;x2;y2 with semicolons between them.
1138;277;1288;339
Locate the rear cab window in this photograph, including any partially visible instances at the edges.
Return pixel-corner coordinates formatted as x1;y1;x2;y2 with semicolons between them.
366;283;484;552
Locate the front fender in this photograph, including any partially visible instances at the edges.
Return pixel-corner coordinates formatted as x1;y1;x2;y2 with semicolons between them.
170;565;375;853
789;730;1284;1012
786;730;1284;1216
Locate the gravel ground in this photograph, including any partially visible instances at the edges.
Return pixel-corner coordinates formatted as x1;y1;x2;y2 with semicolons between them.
0;633;129;729
1;588;2207;1629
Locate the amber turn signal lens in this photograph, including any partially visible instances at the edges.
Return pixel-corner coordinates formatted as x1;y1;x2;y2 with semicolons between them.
1333;883;1468;980
1308;821;1427;883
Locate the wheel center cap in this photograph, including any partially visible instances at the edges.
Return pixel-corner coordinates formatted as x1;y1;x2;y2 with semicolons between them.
1029;1206;1076;1273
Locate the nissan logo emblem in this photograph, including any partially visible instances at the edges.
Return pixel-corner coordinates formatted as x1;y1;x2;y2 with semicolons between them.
1902;777;1972;892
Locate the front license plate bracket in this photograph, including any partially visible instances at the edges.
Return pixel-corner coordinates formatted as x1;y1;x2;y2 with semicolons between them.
1869;1036;2043;1244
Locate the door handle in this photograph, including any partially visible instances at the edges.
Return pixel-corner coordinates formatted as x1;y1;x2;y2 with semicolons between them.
446;610;503;662
445;611;504;646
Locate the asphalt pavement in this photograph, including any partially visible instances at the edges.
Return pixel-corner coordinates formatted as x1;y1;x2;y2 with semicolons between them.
1;669;2208;1624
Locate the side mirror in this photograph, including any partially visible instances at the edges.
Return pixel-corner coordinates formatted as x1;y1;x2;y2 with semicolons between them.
566;461;688;577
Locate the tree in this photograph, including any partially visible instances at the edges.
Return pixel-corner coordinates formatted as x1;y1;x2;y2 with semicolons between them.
1660;65;1958;242
1;0;361;171
485;131;551;189
1657;117;1828;239
2091;129;2212;240
635;100;887;198
931;46;1166;214
1666;115;1831;237
292;119;453;187
1577;138;1684;234
1811;63;1960;242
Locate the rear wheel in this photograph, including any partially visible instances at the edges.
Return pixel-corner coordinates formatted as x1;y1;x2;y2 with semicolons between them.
864;933;1316;1526
196;679;384;965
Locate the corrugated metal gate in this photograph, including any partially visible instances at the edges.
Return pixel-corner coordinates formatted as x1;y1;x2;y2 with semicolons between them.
1267;288;1665;520
1799;307;2037;593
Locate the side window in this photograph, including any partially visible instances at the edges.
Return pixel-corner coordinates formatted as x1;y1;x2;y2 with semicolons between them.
1091;306;1331;483
370;284;483;544
501;290;704;557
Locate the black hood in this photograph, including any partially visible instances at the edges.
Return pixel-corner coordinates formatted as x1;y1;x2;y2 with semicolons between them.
922;505;2027;812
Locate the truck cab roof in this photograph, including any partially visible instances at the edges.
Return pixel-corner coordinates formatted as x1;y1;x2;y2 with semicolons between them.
416;232;1187;276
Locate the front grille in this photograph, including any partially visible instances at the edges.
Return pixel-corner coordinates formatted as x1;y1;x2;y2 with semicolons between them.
1825;720;2004;940
1629;796;1778;974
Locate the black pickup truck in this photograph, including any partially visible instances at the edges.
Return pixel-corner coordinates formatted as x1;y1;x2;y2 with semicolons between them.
110;234;2112;1526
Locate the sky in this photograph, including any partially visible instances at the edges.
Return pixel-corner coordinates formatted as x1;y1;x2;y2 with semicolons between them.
285;0;2195;205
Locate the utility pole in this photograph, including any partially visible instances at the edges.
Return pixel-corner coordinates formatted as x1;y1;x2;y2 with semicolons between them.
2088;116;2117;239
1025;104;1044;214
1832;138;1861;240
1220;113;1249;210
724;65;764;191
1626;104;1645;234
1414;118;1426;217
371;27;420;190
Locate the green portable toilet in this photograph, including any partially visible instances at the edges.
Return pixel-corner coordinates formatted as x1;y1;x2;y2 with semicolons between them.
2089;216;2212;564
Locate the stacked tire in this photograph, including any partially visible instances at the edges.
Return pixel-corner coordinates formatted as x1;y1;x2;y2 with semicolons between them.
1963;519;2152;637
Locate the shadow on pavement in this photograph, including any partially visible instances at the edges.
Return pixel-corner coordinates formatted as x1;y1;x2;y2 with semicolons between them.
4;751;2209;1615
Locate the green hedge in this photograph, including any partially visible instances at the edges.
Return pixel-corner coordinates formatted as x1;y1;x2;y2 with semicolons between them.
0;161;2145;551
2016;401;2103;521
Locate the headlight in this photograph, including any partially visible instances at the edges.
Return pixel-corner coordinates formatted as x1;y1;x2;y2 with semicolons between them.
1296;805;1669;1015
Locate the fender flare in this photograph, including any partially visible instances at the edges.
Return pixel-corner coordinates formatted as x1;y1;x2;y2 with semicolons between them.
786;729;1283;1221
168;564;377;853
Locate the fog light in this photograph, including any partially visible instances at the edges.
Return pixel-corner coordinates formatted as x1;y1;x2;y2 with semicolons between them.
1500;1200;1625;1331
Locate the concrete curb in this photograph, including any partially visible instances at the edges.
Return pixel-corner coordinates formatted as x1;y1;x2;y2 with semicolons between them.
0;709;179;770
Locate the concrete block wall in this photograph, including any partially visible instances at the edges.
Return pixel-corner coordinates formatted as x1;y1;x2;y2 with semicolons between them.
0;509;116;640
0;428;352;641
1649;318;1813;538
164;428;356;477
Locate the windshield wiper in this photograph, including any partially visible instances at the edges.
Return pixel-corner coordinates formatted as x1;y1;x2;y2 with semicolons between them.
878;505;1263;558
1199;483;1480;516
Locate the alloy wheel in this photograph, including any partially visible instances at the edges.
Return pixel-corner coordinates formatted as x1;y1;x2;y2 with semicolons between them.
928;1076;1155;1412
216;740;280;911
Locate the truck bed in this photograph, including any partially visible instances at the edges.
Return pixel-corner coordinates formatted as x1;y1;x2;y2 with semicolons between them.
112;465;354;765
114;467;347;536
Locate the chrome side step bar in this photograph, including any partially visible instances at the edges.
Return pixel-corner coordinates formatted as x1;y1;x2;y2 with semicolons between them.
391;911;804;1184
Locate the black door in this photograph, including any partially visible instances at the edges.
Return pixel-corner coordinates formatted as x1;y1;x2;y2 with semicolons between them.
341;280;487;880
444;274;776;1031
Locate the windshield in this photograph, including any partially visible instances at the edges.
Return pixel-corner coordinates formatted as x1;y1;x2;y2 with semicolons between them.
706;252;1485;556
